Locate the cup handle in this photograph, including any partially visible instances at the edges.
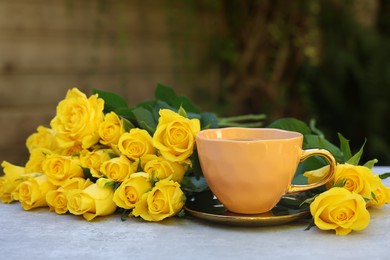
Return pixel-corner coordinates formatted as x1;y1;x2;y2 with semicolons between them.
287;149;336;193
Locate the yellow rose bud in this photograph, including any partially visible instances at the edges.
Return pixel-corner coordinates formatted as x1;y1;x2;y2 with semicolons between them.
368;182;390;207
46;177;93;214
132;179;185;221
42;154;84;186
153;109;200;163
26;126;58;153
0;161;25;203
310;187;370;235
118;128;156;160
80;149;113;178
16;175;57;210
333;164;381;200
113;172;152;209
304;165;330;185
50;88;104;150
141;154;186;183
25;149;47;174
100;155;133;182
67;183;117;221
98;112;125;146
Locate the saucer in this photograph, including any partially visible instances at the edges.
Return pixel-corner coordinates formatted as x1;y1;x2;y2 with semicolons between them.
184;191;310;227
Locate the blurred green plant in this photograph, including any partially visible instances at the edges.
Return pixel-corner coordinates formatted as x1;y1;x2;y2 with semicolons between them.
165;0;390;165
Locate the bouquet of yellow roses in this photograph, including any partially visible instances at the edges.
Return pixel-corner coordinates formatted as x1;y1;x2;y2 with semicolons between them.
0;84;389;236
0;84;264;222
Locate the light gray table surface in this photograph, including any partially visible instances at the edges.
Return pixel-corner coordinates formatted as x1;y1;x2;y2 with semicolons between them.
1;167;389;260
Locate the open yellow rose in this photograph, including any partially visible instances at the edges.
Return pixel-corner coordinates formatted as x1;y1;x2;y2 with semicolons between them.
46;177;93;214
15;175;58;211
50;88;104;150
67;183;117;221
333;164;381;200
132;179;185;221
153;109;200;163
26;125;58;153
98;112;125;146
310;187;370;235
0;161;25;203
118;128;156;160
304;164;382;201
100;155;134;182
80;149;113;178
113;172;152;209
141;154;186;183
42;154;84;186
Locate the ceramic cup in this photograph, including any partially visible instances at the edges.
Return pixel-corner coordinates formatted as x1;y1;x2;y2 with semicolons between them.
196;127;336;214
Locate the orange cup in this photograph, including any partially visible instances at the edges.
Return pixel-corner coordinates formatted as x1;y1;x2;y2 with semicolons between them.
196;127;336;214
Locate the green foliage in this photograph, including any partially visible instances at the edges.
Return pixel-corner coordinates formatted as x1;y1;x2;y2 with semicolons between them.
93;88;128;113
267;117;373;184
94;84;265;193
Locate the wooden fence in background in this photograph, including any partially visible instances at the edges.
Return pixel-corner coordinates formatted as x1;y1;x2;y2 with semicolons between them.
0;0;217;165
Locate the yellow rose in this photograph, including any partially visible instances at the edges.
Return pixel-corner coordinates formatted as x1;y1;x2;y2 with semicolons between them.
100;155;134;182
15;175;57;210
98;112;125;146
153;109;200;163
46;177;93;214
42;154;84;186
132;179;185;221
118;128;156;160
26;125;58;153
368;182;390;207
141;154;186;183
80;149;113;178
113;172;152;209
67;183;117;221
56;142;83;157
0;161;25;203
333;164;381;200
25;149;47;173
50;88;104;150
310;187;370;235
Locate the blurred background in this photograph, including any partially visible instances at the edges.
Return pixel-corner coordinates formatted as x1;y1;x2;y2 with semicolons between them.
0;0;389;166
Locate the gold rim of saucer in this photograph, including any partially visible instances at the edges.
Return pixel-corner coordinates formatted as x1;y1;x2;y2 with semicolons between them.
184;191;310;227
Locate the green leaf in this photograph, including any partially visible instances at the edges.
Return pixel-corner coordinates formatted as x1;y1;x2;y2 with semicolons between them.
333;179;346;188
155;83;177;106
190;150;203;180
178;106;187;118
303;135;344;162
379;172;390;180
135;99;157;111
304;219;316;231
268;118;311;135
201;112;219;129
93;88;128;113
173;96;200;113
363;159;378;169
181;176;208;193
309;119;324;137
131;107;157;135
81;167;98;183
337;133;352;162
121;117;135;132
114;107;135;121
346;139;366;165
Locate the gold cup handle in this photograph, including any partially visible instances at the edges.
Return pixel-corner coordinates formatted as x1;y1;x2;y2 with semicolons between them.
287;149;336;193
